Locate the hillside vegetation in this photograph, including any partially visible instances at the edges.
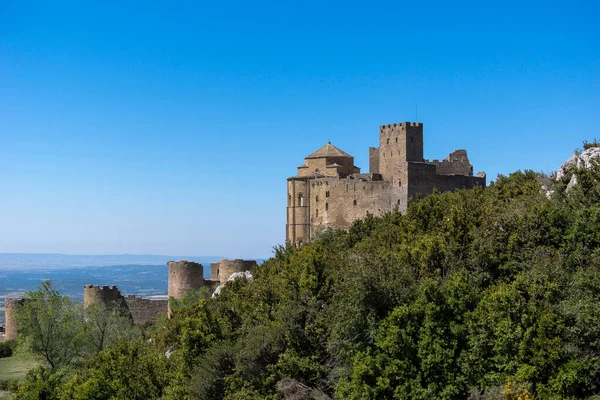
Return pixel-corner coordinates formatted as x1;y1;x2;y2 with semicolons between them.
10;158;600;399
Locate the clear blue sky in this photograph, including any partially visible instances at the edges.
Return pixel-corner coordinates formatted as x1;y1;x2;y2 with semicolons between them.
0;1;598;258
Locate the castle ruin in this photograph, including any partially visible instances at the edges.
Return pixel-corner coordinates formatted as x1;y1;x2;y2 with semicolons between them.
286;121;486;243
1;258;257;340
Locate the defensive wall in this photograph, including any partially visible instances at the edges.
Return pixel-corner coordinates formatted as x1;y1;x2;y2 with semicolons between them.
3;298;23;341
210;259;257;284
3;258;259;340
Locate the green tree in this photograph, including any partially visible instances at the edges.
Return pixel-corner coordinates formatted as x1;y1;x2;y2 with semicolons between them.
15;281;89;370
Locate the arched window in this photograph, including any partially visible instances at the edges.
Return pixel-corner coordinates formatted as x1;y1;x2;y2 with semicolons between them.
353;199;357;206
298;193;304;207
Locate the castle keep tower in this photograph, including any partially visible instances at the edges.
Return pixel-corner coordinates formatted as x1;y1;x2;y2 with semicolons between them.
375;122;424;181
5;298;23;341
83;285;123;308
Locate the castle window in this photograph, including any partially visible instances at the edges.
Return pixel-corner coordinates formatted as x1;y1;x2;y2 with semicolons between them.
326;191;330;198
325;203;329;211
316;195;319;202
298;194;304;207
316;209;319;217
399;179;402;187
410;136;414;143
353;200;357;206
395;138;398;143
387;138;390;144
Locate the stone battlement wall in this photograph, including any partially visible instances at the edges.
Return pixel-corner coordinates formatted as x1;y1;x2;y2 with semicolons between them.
122;296;168;325
431;150;473;176
83;285;122;308
308;176;402;232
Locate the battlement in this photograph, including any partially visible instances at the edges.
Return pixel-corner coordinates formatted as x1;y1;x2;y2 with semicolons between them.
83;284;122;308
431;149;474;176
379;121;423;131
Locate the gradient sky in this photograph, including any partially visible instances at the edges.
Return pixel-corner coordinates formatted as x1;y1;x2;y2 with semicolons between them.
0;0;598;258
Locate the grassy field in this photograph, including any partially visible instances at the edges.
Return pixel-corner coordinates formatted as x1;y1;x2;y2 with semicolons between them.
0;356;38;399
0;357;37;381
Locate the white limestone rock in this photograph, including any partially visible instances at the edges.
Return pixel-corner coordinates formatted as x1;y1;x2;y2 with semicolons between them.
556;147;600;191
212;271;253;297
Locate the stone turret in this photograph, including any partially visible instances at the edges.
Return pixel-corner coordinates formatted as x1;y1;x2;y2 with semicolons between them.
83;285;123;308
167;260;204;300
210;258;257;284
167;260;204;317
5;298;23;341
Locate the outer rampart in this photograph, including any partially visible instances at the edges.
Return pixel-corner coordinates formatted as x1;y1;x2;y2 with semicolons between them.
167;260;204;300
123;295;168;325
83;285;123;308
5;298;23;341
210;259;257;284
308;176;400;232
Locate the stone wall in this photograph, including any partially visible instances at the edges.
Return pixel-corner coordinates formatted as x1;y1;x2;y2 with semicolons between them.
432;150;473;176
378;122;424;180
369;147;380;174
167;260;204;300
83;285;123;308
308;176;402;233
287;177;311;244
210;259;257;284
5;298;23;341
122;296;168;325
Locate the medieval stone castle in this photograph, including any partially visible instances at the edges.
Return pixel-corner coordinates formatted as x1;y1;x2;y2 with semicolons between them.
0;258;257;341
287;121;486;243
1;120;486;340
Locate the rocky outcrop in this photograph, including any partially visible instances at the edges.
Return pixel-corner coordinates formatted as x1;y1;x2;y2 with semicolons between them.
212;271;253;297
557;147;600;191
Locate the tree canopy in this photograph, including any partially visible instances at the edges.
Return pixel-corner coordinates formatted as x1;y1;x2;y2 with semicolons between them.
11;158;600;399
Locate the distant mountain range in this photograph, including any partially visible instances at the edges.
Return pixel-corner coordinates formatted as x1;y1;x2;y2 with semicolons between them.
0;253;224;270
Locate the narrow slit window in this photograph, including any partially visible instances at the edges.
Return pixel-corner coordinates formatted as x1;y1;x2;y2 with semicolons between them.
353;200;357;206
325;203;329;211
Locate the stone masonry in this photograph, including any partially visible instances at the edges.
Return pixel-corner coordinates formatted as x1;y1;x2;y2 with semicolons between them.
286;121;486;244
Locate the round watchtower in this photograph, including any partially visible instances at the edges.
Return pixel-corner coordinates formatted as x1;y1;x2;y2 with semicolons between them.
83;285;122;309
215;259;257;284
5;297;23;341
167;260;204;300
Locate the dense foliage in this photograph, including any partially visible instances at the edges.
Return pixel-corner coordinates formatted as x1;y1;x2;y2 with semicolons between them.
12;158;600;399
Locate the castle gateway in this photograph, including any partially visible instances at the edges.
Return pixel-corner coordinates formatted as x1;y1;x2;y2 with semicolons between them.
286;122;486;244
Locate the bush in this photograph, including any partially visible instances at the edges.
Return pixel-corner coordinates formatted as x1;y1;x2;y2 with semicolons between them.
0;339;16;358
